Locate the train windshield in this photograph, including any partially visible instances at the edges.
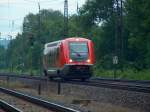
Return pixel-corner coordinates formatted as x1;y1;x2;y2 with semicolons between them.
69;42;88;61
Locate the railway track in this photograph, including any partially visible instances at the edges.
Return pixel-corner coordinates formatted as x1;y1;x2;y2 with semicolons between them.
0;87;80;112
0;73;150;93
91;77;150;88
0;99;22;112
53;78;150;93
92;77;150;85
66;79;150;93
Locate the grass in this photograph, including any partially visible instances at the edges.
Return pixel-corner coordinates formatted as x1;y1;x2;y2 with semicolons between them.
0;68;41;76
0;68;150;80
94;69;150;80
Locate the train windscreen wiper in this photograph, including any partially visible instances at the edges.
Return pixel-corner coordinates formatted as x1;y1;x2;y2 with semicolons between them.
70;48;81;57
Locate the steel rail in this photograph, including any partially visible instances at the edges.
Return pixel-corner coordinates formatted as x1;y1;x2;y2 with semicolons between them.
91;77;150;84
0;87;80;112
0;74;150;93
0;73;47;80
1;73;150;84
63;80;150;93
0;99;22;112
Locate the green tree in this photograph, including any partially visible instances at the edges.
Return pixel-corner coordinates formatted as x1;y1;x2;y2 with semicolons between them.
125;0;150;69
6;9;65;72
0;45;6;68
79;0;117;69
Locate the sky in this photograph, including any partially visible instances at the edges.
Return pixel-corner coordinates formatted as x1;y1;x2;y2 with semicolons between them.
0;0;86;39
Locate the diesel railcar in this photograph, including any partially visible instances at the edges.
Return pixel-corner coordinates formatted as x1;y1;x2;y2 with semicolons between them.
43;37;95;80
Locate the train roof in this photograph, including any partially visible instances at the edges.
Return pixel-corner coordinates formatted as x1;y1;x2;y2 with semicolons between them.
63;37;90;41
44;37;91;55
44;40;61;48
45;37;90;47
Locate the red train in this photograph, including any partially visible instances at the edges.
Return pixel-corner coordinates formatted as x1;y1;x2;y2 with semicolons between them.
43;37;95;80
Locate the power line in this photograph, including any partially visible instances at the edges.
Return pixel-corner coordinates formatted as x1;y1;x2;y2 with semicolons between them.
23;0;63;4
0;18;23;21
40;0;63;5
23;0;38;3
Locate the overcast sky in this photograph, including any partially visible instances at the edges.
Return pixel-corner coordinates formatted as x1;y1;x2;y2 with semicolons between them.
0;0;86;39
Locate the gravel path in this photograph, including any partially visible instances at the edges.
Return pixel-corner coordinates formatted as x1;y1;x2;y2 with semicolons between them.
0;92;53;112
0;108;6;112
14;86;140;112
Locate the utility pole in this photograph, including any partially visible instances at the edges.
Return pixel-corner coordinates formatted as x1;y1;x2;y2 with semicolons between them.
116;0;123;69
113;0;123;78
76;1;79;37
64;0;68;38
38;2;41;38
120;0;124;70
8;35;13;72
38;2;43;75
77;1;79;14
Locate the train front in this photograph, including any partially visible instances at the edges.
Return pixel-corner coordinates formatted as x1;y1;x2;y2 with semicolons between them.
62;37;95;80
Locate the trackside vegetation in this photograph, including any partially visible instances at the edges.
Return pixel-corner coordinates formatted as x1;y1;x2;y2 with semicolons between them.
94;69;150;80
0;0;150;80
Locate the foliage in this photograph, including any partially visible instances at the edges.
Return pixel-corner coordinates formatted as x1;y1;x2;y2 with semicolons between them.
95;69;150;80
125;0;150;69
6;9;64;71
0;45;6;68
80;0;119;69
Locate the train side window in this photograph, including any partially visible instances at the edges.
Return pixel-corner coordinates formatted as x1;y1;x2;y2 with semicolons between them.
56;47;59;59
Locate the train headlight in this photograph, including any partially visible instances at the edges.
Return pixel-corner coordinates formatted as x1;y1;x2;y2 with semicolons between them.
76;38;79;41
87;59;91;63
69;59;73;62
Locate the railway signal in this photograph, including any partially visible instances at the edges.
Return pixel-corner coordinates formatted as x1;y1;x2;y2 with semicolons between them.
113;55;118;78
113;56;118;65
